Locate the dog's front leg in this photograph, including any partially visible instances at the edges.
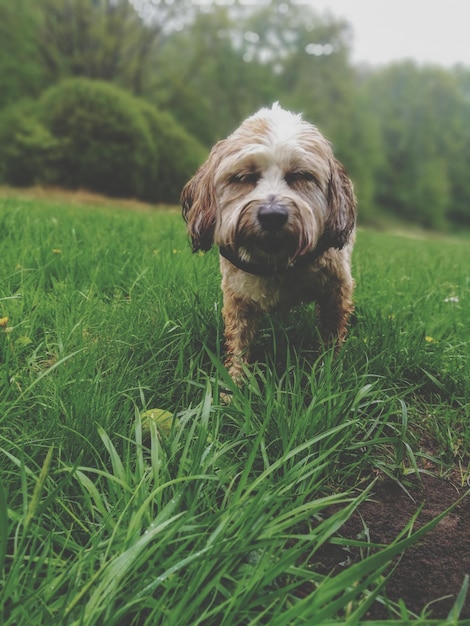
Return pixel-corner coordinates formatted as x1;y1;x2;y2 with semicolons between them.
222;293;260;384
316;276;354;352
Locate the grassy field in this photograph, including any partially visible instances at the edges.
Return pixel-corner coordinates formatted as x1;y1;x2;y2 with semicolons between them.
0;195;469;624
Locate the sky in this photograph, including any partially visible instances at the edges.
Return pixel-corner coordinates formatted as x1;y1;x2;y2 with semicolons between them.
308;0;470;67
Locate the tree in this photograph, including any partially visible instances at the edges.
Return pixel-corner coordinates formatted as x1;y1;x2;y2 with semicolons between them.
147;3;279;144
34;0;194;95
364;62;464;228
0;0;45;108
266;3;380;218
448;67;470;226
147;1;360;147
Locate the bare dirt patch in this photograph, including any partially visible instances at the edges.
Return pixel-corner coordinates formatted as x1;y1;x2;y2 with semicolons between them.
316;475;470;619
0;185;177;213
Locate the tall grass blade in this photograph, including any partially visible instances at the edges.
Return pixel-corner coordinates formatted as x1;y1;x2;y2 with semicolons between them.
446;574;469;623
0;480;7;575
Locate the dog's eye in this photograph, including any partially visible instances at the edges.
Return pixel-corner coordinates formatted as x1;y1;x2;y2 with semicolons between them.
285;171;318;187
229;172;260;185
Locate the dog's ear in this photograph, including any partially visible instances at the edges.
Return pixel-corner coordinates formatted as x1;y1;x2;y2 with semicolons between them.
181;143;224;252
322;160;356;250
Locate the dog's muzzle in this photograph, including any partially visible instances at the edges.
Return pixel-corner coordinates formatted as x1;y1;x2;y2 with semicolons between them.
257;200;288;232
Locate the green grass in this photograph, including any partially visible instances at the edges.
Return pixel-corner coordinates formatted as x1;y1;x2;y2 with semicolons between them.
0;196;469;624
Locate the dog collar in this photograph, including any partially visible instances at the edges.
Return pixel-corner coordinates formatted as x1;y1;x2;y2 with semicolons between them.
219;246;326;276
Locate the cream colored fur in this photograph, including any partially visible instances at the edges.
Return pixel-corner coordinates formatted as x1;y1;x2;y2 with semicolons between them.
182;104;356;384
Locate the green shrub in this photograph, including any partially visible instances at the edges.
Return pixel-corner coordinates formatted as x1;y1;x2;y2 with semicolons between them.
138;101;206;203
38;78;154;199
0;79;205;202
0;101;61;186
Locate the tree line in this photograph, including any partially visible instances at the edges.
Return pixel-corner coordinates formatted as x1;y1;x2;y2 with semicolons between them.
1;0;469;229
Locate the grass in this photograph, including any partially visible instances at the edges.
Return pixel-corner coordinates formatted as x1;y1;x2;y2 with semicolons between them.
0;194;469;624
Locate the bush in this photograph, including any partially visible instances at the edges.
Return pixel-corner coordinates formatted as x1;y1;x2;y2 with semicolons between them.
138;101;206;203
0;79;205;202
0;101;61;186
38;78;154;199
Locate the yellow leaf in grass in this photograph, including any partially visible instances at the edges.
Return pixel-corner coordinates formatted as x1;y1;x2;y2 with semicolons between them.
141;409;175;435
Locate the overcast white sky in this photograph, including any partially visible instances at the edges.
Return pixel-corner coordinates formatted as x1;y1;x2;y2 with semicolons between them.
308;0;470;66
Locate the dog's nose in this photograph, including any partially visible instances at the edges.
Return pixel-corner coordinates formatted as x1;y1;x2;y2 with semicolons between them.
257;203;288;232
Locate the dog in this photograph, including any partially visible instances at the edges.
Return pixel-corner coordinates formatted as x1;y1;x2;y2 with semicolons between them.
182;103;356;384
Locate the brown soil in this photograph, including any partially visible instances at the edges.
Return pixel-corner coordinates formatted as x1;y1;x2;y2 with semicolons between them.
0;184;176;212
315;474;470;619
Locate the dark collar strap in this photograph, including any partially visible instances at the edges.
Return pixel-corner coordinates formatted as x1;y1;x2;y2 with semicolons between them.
219;245;327;277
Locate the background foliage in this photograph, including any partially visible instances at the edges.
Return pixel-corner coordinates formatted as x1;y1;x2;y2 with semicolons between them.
1;0;470;228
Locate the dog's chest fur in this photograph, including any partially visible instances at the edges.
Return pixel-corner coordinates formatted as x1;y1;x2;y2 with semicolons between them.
220;257;330;313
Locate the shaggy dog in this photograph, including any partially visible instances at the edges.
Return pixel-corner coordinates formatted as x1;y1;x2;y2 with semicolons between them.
182;104;356;384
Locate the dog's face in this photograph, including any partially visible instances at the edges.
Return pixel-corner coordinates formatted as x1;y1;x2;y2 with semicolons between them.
182;104;355;266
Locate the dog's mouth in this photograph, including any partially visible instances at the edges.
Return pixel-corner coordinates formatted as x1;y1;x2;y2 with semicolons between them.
256;232;291;254
235;230;298;267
